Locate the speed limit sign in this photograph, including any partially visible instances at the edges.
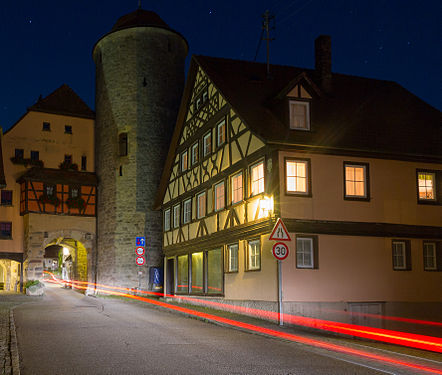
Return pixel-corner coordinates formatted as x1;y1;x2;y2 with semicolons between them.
272;242;289;260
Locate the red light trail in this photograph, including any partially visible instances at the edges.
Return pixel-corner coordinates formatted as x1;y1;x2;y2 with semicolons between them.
43;272;442;374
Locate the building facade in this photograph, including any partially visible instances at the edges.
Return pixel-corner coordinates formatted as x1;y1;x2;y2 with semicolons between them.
156;37;442;330
0;84;96;289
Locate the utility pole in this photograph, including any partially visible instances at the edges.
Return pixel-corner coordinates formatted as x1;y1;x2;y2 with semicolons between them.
262;10;275;77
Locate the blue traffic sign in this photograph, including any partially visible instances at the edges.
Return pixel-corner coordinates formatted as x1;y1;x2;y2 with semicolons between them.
136;237;145;246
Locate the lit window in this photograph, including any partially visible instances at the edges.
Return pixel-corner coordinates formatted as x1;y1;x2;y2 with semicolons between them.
251;161;265;196
344;163;369;199
296;237;314;268
0;222;12;239
392;241;410;270
423;243;437;271
181;150;188;172
191;252;204;293
183;198;192;224
207;248;223;294
173;204;180;228
231;172;243;204
203;132;212;157
119;133;128;156
289;101;310;130
197;192;206;219
286;160;309;194
42;122;50;131
191;142;199;165
418;172;436;201
176;255;188;293
214;181;225;211
227;243;238;272
217;119;226;147
1;190;12;205
65;125;72;134
247;240;261;271
164;209;171;231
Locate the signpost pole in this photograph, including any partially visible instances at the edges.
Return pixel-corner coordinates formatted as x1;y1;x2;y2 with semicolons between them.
278;259;283;326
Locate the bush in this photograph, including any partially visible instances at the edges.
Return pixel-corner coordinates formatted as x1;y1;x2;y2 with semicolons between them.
24;280;40;288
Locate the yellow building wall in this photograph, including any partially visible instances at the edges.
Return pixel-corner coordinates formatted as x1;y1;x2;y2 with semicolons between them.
278;151;442;226
0;110;94;256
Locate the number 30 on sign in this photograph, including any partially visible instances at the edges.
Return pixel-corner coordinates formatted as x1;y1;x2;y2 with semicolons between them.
272;242;289;260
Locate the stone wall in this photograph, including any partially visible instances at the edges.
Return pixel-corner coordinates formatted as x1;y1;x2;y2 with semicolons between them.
93;26;187;289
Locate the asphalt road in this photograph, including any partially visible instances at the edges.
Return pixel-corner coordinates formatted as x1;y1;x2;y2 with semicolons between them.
12;284;424;375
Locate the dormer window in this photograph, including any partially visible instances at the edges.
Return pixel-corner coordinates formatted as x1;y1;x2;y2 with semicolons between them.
289;101;310;130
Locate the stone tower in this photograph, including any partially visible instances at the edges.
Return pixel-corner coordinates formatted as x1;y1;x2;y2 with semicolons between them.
93;9;188;288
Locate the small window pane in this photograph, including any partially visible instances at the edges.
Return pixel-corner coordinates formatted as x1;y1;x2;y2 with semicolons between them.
1;190;13;205
207;249;223;294
228;244;238;272
183;199;192;224
191;252;204;293
215;182;225;211
251;162;265;196
203;132;212;157
248;240;261;270
345;165;367;198
423;243;436;270
418;172;436;200
176;255;188;293
296;238;314;268
164;209;171;231
231;173;243;204
197;192;206;218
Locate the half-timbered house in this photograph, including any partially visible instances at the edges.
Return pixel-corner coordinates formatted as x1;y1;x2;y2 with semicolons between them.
155;36;442;329
0;84;96;289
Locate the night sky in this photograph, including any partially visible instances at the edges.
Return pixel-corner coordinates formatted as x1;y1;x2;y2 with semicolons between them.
1;0;441;132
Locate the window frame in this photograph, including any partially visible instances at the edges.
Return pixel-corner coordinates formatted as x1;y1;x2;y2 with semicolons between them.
0;190;13;206
285;158;312;197
173;204;181;229
246;239;261;271
191;142;199;165
42;122;51;131
64;125;72;134
0;222;12;239
183;198;192;224
216;118;226;148
250;160;265;197
416;169;439;205
69;185;80;199
164;208;171;232
44;183;56;197
296;235;318;269
392;240;411;271
203;131;212;158
343;162;370;201
64;154;72;164
231;171;244;205
226;243;239;273
423;242;437;271
196;191;207;219
214;181;225;212
289;100;310;131
181;150;188;172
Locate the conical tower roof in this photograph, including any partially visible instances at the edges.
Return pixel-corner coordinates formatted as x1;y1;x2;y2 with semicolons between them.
111;9;170;32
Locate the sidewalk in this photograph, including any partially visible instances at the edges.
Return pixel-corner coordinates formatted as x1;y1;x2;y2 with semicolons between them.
0;293;34;375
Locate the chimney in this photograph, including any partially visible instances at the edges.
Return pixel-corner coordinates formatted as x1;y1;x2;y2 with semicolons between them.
315;35;332;93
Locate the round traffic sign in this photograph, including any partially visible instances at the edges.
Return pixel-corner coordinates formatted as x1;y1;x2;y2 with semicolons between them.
135;247;145;256
135;256;145;266
272;242;289;260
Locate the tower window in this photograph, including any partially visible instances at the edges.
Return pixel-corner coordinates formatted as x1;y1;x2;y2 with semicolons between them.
119;133;128;156
42;122;51;131
65;125;72;134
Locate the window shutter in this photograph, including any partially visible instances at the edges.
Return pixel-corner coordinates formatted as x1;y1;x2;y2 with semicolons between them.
405;240;412;270
436;242;442;271
313;236;319;269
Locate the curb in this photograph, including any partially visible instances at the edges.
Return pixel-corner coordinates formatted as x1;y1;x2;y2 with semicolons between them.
9;311;19;375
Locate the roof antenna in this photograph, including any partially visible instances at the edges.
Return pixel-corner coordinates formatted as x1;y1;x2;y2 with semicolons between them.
262;10;275;78
138;0;142;9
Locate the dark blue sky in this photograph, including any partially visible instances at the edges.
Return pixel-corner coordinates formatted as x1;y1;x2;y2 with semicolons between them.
1;0;441;131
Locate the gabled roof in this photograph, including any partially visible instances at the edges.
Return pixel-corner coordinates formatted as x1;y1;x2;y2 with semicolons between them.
154;55;442;209
28;84;94;119
16;167;97;186
195;55;441;157
0;131;6;188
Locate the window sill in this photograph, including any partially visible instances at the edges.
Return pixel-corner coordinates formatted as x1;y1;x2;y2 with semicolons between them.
344;196;370;202
285;191;311;198
245;268;261;272
0;236;12;240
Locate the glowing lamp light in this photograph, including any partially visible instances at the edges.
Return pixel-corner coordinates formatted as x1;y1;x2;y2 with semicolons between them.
63;247;69;256
259;195;274;218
